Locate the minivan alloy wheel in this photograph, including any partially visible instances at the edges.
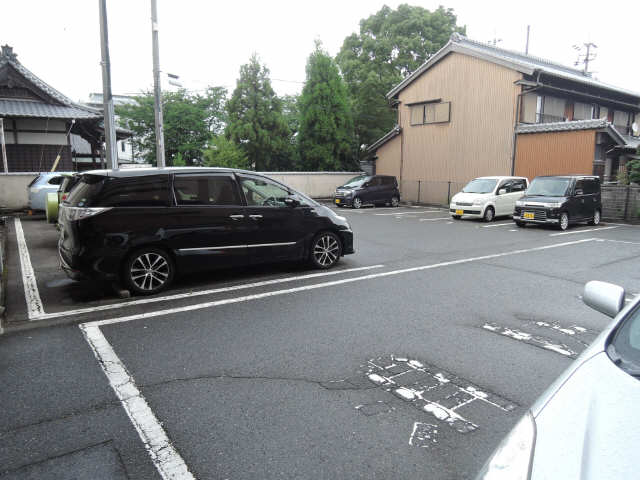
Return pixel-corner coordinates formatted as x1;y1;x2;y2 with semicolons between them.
559;212;570;231
311;232;342;269
126;248;174;294
589;209;601;226
352;197;362;209
391;196;399;207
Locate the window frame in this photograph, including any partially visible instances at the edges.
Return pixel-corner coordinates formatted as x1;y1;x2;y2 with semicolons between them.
408;100;451;126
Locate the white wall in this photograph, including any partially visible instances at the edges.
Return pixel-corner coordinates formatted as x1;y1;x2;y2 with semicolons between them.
0;171;363;209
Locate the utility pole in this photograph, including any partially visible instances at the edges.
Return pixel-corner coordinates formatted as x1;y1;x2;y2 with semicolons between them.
573;42;597;75
525;25;530;55
98;0;119;170
151;0;166;168
0;118;8;173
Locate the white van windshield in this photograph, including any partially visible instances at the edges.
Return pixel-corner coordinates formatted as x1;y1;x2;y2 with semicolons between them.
462;179;497;194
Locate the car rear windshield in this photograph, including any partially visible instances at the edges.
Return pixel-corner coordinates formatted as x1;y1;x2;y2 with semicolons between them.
65;175;106;207
527;177;571;197
462;179;497;194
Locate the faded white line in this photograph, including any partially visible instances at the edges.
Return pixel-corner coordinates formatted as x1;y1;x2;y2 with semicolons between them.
80;324;195;479
87;238;597;328
33;264;385;321
550;226;618;236
14;218;44;319
594;238;640;246
376;210;442;216
482;222;513;228
419;217;451;222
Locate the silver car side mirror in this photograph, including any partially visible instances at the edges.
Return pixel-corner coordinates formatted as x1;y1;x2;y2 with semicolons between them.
582;281;625;318
498;188;507;195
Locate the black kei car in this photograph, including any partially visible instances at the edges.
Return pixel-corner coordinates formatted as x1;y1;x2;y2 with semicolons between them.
513;175;602;231
333;175;400;209
58;168;354;295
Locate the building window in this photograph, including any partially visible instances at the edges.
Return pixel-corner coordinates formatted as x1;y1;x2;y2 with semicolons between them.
573;102;594;121
409;101;451;126
536;96;566;123
613;110;630;134
121;142;126;152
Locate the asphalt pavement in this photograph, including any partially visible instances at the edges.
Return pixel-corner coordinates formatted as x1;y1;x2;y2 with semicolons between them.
1;205;639;479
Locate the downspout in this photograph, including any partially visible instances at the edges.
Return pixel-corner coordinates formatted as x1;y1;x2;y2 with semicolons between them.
511;71;542;176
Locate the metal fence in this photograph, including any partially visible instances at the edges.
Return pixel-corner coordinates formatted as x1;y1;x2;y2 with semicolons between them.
602;186;640;224
400;180;466;207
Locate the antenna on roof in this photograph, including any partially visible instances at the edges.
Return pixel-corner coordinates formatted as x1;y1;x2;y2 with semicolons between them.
573;42;597;75
525;25;530;55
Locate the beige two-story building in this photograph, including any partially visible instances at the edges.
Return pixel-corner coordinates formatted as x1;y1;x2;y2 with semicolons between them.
368;34;640;204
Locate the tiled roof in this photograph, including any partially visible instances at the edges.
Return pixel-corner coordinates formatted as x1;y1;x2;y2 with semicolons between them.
0;45;101;117
387;34;640;100
516;119;627;146
621;134;640;150
0;99;102;119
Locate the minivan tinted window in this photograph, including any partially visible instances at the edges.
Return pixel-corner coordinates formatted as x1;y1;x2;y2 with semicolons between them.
66;175;106;207
97;176;169;207
583;179;599;195
174;175;240;206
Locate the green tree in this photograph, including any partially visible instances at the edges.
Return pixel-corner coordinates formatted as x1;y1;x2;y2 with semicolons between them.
298;41;356;171
628;158;640;184
336;4;465;154
226;54;293;171
281;94;301;169
202;135;250;169
116;87;227;166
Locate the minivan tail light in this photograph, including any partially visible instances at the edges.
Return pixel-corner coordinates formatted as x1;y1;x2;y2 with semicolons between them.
64;207;112;221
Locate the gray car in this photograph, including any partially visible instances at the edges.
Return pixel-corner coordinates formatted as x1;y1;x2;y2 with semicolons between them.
476;280;640;480
27;172;72;211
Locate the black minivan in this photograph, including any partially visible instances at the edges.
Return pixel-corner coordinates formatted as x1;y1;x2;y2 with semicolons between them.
333;175;400;209
513;175;602;230
59;168;354;294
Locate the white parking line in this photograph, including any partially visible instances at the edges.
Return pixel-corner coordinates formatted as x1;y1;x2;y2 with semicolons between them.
86;238;597;328
14;218;44;319
549;226;618;236
81;324;195;479
419;217;451;222
376;210;442;216
594;238;640;246
31;264;385;321
78;237;598;478
481;222;513;228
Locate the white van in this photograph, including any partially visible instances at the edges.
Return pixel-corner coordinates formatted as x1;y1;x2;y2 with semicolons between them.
449;176;528;222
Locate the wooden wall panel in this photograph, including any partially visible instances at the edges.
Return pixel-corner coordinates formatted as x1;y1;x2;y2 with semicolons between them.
397;52;522;184
514;130;596;180
374;135;401;178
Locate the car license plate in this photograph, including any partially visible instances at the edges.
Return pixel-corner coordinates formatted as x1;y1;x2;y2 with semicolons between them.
455;209;464;215
523;212;535;219
335;199;341;204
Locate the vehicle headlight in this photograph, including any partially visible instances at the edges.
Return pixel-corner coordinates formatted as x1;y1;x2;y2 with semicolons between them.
515;200;525;207
543;202;562;208
473;198;485;205
475;412;536;480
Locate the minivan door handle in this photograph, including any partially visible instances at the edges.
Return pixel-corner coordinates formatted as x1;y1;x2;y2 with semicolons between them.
229;214;245;221
249;215;263;220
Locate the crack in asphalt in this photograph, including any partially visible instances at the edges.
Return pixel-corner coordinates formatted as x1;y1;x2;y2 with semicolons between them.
140;372;377;392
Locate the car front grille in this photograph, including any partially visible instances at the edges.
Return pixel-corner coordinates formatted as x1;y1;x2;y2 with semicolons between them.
522;208;547;221
455;202;473;207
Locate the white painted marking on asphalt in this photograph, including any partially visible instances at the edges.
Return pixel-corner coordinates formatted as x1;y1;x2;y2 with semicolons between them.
376;210;442;216
482;323;577;357
80;324;195;480
418;217;451;222
14;218;44;319
594;238;640;246
509;229;518;232
87;238;598;328
482;222;513;228
549;226;618;236
33;264;385;321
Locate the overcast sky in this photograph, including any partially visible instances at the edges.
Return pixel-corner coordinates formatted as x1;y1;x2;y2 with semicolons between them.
1;0;638;102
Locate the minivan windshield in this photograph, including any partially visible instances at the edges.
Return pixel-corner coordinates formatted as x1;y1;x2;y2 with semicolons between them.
527;177;571;197
342;175;370;188
462;179;497;194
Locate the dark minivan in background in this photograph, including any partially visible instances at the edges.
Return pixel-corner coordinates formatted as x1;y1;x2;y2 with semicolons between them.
59;168;354;295
513;175;602;231
333;175;400;209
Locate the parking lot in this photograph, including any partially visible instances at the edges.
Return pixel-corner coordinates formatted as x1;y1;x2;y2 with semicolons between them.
2;204;640;479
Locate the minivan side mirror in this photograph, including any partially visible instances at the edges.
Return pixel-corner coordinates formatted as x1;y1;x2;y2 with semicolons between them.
498;188;507;195
582;281;626;318
284;196;300;208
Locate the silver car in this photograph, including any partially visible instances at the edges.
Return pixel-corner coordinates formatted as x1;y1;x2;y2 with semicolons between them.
477;281;640;480
27;172;72;211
